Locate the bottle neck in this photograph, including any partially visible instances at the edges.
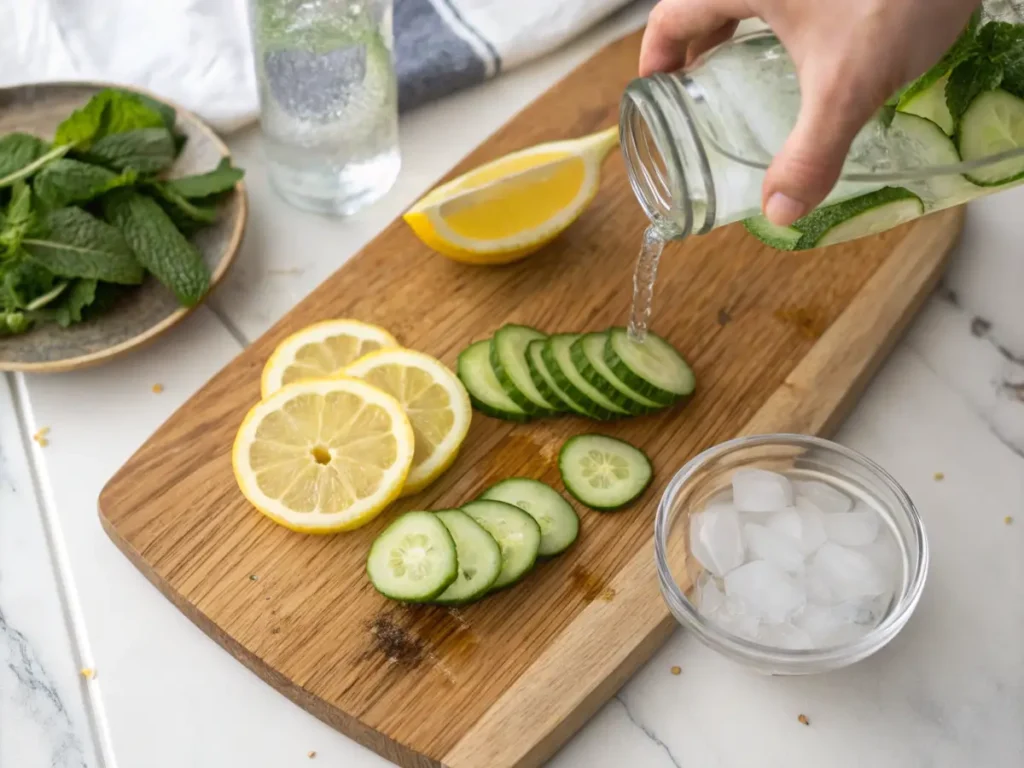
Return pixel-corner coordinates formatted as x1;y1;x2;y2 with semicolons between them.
619;73;716;240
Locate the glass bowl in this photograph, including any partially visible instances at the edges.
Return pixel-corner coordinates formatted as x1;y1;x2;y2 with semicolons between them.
654;433;928;675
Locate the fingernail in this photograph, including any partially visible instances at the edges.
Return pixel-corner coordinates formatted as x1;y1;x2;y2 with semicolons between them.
765;193;808;226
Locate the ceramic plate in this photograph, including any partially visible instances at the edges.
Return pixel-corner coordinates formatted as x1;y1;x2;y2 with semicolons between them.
0;82;248;373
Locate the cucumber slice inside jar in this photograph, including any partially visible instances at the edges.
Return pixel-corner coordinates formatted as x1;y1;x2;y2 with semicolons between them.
959;89;1024;186
480;478;580;556
604;327;694;405
886;112;978;207
490;324;559;415
457;339;530;422
570;332;662;415
461;499;541;590
559;434;653;511
433;509;503;605
366;511;458;602
897;72;955;135
742;215;803;251
793;186;924;248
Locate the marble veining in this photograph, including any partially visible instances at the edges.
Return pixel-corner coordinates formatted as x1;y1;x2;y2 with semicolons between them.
1;374;99;768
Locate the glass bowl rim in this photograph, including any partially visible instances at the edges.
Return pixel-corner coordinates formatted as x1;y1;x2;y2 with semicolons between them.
653;432;930;667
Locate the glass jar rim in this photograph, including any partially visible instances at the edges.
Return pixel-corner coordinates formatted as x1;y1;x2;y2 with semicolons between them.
653;432;930;668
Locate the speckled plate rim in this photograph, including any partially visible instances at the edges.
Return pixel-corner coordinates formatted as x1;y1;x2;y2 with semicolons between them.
0;79;249;374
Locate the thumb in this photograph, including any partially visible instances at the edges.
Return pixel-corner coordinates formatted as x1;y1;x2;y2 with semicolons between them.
762;74;884;226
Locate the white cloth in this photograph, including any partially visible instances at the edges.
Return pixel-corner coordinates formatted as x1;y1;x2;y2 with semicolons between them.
1;0;636;134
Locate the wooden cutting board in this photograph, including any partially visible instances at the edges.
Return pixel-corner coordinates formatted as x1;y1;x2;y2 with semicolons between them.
99;30;963;768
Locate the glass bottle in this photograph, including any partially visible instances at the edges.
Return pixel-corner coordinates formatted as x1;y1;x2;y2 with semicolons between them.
619;2;1024;245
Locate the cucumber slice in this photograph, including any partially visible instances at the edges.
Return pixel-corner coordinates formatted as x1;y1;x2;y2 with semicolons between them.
433;509;503;605
491;324;559;415
742;215;803;251
605;327;694;405
959;89;1024;186
527;339;585;415
559;434;653;511
794;186;924;247
897;72;954;135
571;333;662;415
543;334;629;420
886;112;977;206
366;511;458;602
480;478;579;556
461;499;541;590
457;340;530;422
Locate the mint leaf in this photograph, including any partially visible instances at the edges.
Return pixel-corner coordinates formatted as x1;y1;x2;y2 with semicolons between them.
1;256;57;309
122;91;177;133
947;56;1004;121
54;89;166;149
33;159;137;210
54;96;110;148
163;158;244;200
102;191;209;306
0;310;31;335
54;278;98;327
22;207;144;284
1;182;36;251
0;134;46;178
86;128;176;173
146;183;218;235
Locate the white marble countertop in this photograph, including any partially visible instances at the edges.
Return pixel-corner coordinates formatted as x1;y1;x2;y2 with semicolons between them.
3;6;1023;767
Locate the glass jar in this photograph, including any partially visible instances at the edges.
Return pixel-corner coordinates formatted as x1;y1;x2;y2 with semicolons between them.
248;0;400;216
620;2;1024;244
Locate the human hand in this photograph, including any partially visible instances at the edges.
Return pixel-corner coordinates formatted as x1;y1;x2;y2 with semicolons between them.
639;0;981;225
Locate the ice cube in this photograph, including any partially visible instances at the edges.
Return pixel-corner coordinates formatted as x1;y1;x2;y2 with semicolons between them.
833;592;893;627
709;602;761;641
860;535;903;584
793;603;868;647
725;560;806;623
794;479;853;514
695;572;725;614
732;468;793;512
744;523;805;573
810;542;888;601
756;622;813;650
767;507;802;540
822;504;881;546
801;570;834;605
690;506;745;577
793;497;828;554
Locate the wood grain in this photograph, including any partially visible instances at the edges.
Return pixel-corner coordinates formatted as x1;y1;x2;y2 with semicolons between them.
98;31;963;768
0;81;247;373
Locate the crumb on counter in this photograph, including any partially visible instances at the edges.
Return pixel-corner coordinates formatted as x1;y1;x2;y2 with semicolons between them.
670;666;681;676
798;714;810;726
80;668;96;680
307;751;317;759
33;426;50;447
933;472;945;481
152;383;164;394
249;574;259;581
1006;516;1014;525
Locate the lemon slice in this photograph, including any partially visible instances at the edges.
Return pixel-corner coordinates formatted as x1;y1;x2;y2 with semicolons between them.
261;319;399;398
403;126;619;265
345;348;472;495
233;377;415;533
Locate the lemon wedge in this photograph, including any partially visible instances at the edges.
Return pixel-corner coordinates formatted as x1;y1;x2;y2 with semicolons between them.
403;126;619;265
261;319;399;398
233;377;415;533
345;349;472;495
